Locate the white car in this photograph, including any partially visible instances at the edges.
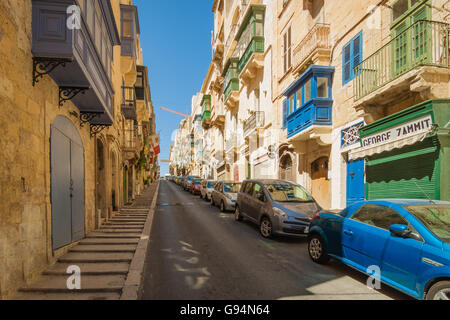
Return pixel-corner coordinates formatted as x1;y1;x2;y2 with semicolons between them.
200;180;216;201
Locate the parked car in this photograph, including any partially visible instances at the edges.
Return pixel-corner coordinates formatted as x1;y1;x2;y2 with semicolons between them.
201;180;216;201
191;179;203;195
184;175;200;192
235;180;321;238
211;181;242;212
307;199;450;300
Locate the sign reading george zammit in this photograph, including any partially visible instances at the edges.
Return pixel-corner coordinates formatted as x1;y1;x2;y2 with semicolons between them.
361;115;433;149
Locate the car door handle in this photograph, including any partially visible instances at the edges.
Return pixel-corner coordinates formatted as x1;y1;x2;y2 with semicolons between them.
344;230;354;236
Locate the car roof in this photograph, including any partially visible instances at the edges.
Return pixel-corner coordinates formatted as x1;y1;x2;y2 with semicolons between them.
217;181;241;184
353;199;450;206
243;179;296;184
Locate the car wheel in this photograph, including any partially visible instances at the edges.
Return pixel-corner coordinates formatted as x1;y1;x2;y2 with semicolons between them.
426;281;450;300
308;234;329;264
235;206;243;221
260;217;273;238
220;201;226;212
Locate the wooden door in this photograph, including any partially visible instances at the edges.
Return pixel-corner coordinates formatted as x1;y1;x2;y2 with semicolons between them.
311;157;330;209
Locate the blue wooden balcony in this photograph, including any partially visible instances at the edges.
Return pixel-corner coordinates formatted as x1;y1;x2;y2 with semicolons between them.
31;0;120;125
283;65;334;141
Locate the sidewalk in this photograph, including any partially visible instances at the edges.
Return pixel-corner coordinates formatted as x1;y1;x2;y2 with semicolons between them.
14;182;159;300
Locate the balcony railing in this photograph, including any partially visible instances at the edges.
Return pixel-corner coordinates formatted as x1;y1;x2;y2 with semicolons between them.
122;86;137;120
354;20;449;101
244;111;265;137
293;23;331;72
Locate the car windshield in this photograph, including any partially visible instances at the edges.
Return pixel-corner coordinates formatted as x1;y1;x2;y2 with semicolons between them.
193;180;201;184
265;183;314;202
224;183;241;193
405;205;450;243
207;182;215;188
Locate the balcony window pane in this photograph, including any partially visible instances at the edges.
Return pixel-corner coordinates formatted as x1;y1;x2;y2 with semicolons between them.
87;0;94;34
317;77;328;98
136;71;143;87
255;22;263;37
123;21;132;38
392;0;408;21
304;79;311;102
289;95;294;113
95;17;102;54
296;88;302;107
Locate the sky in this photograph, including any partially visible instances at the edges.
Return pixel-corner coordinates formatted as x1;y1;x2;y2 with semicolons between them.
134;0;214;176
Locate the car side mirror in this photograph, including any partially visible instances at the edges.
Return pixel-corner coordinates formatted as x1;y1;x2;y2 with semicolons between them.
389;224;411;238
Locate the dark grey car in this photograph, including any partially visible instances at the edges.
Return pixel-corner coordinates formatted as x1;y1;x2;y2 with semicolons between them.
211;181;242;212
235;180;321;238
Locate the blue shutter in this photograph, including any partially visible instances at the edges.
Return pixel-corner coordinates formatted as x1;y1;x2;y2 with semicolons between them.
282;99;287;129
343;43;351;84
343;32;363;85
352;33;362;77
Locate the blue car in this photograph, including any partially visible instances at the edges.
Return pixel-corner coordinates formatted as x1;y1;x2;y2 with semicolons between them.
307;200;450;300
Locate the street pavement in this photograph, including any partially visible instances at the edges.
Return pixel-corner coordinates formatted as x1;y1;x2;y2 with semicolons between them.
141;180;413;300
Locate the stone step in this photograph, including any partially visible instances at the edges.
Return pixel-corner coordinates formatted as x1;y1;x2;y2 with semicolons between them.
43;262;130;275
19;275;126;293
102;223;145;228
80;238;139;245
86;233;141;238
99;224;144;230
15;292;121;300
110;218;147;221
97;229;143;233
69;245;137;253
58;252;134;263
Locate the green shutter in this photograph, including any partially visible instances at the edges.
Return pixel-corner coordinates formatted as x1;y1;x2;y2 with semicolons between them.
366;138;440;200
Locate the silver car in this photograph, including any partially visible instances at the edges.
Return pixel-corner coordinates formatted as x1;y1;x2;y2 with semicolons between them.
235;179;321;238
211;181;242;212
200;180;216;201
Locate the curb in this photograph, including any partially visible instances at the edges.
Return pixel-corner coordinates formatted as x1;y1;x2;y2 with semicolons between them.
120;181;160;300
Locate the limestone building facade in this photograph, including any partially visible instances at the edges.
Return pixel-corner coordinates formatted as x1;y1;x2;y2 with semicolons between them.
0;0;156;298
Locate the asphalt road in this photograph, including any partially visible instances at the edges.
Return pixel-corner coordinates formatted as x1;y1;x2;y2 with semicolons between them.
141;181;412;300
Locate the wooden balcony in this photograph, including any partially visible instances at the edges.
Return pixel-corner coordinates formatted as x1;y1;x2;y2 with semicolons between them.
292;23;331;76
243;111;265;138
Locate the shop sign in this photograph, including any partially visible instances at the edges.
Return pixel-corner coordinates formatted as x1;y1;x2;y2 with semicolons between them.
360;115;433;149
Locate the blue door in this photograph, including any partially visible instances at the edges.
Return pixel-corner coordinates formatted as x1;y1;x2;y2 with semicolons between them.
346;159;365;206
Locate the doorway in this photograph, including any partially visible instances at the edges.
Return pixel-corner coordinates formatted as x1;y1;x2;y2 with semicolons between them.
279;154;294;182
311;157;330;209
50;116;85;250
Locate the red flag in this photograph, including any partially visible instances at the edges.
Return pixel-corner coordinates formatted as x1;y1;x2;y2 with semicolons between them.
154;145;160;155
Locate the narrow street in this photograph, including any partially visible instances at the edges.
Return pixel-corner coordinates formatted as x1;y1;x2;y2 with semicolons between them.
141;181;411;300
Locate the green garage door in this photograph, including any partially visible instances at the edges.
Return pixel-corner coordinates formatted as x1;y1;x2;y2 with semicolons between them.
366;138;440;200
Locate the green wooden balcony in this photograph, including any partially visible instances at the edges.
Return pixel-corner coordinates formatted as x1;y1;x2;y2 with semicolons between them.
233;5;265;75
201;95;212;126
223;58;239;102
354;20;449;101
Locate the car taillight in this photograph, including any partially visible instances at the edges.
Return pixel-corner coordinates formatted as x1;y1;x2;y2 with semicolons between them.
311;212;321;221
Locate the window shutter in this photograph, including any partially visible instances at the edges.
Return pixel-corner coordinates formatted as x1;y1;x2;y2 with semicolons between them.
282;99;287;129
343;43;351;84
288;27;292;69
352;34;362;75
